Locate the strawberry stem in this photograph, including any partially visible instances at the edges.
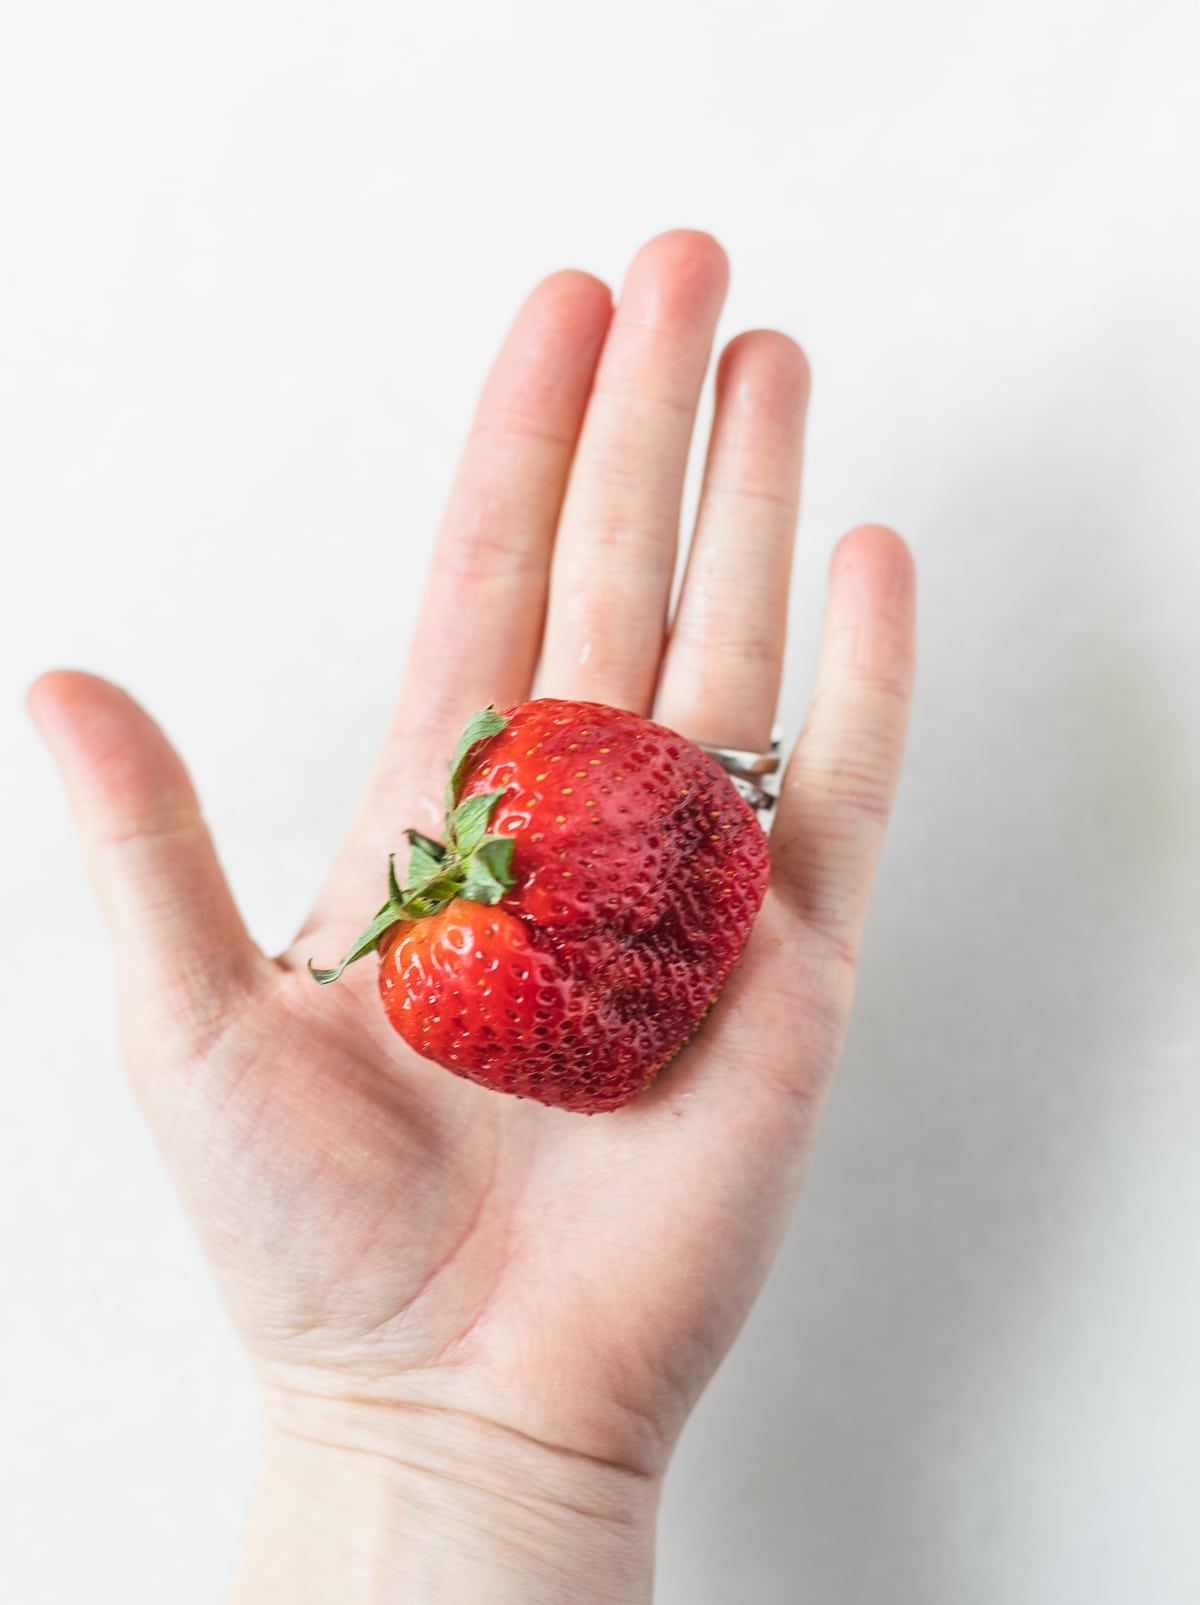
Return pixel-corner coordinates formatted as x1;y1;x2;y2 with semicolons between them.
308;707;512;985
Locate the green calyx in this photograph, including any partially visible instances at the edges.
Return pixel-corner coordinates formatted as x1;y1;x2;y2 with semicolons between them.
308;707;513;985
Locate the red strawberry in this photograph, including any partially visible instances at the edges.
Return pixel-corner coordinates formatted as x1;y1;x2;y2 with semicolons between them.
310;700;770;1112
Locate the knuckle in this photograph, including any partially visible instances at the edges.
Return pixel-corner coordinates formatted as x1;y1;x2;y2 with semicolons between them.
772;855;862;954
671;615;779;669
433;520;545;584
466;411;574;453
94;807;203;853
790;748;895;827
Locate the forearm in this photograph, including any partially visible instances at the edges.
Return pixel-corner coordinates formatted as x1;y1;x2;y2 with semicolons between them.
230;1392;660;1605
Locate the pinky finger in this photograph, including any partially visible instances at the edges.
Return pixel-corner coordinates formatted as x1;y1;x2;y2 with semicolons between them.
771;526;917;959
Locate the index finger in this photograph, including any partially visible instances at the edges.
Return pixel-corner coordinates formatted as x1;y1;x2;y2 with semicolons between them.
300;270;613;944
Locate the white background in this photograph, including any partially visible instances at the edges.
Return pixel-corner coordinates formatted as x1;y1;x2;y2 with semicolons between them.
3;1;1199;1600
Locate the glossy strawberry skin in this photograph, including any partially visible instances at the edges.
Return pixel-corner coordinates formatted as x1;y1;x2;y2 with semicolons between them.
377;700;770;1113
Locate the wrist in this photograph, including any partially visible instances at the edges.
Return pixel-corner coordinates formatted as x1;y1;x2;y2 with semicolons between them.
230;1385;661;1605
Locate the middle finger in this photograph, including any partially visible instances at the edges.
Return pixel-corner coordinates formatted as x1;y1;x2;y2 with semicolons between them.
539;229;729;713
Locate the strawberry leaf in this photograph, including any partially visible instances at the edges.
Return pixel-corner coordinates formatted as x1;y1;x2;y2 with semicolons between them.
405;830;446;885
461;860;506;904
406;828;447;863
308;899;406;984
451;789;507;855
414;874;463;906
445;706;508;811
310;709;518;986
475;835;516;888
459;836;516;905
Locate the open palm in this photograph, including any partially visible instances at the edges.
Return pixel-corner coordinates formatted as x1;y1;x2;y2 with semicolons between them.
30;232;915;1505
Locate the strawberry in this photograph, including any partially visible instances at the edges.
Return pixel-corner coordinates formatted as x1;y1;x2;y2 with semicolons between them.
310;700;770;1112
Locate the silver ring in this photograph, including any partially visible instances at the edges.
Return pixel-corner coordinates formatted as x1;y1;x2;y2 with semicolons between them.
698;726;783;820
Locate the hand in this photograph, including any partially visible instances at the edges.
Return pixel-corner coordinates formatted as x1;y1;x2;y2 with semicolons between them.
28;230;916;1603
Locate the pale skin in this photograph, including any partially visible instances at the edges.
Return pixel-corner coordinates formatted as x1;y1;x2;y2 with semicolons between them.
28;230;916;1602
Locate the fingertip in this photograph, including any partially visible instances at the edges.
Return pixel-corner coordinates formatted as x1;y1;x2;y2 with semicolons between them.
636;227;730;279
28;665;127;704
720;327;810;377
621;228;731;319
833;523;913;571
26;670;155;762
715;329;812;416
25;670;55;728
830;525;916;610
524;267;613;322
27;671;195;824
548;267;613;301
25;668;107;746
26;666;77;716
500;269;614;390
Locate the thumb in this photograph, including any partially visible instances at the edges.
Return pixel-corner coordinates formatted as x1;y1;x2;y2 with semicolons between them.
26;670;268;1050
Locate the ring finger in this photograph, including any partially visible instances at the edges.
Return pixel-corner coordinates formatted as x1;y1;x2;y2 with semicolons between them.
655;329;811;751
